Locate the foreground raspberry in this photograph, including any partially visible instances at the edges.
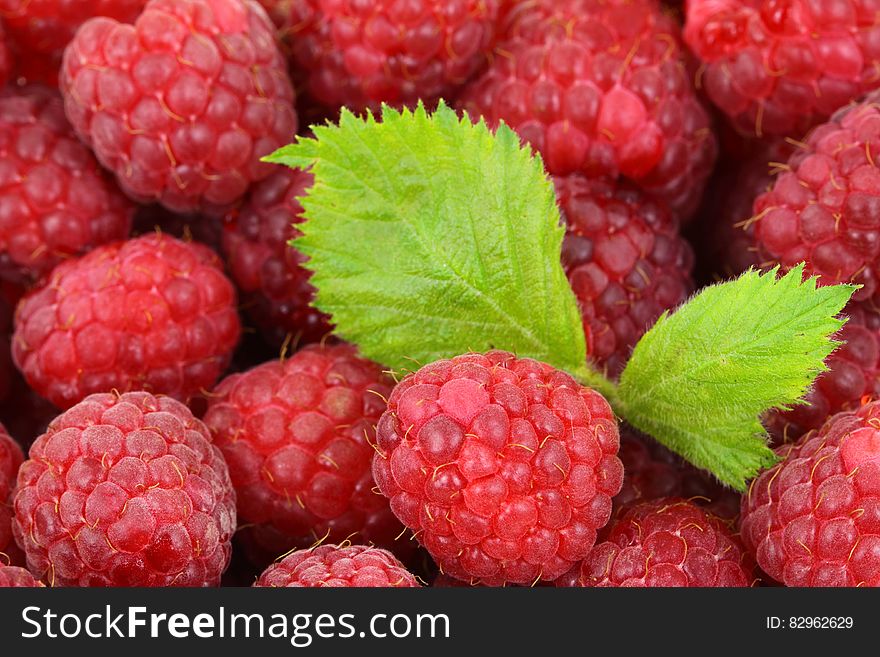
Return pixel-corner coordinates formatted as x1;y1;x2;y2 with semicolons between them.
765;301;880;442
458;0;716;217
615;430;741;522
261;0;499;114
60;0;297;213
685;0;880;138
222;167;331;346
13;391;236;587
751;92;880;304
558;176;693;376
0;425;23;564
253;544;419;587
741;400;880;586
12;233;241;409
0;563;42;587
204;344;406;558
0;1;147;85
0;85;134;284
559;498;754;587
373;350;624;586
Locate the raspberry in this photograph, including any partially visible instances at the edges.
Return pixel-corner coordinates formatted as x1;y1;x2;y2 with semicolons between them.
458;0;717;218
741;400;880;586
765;301;880;442
60;0;297;214
559;498;754;587
253;544;420;587
615;430;741;522
684;0;880;138
12;233;241;409
0;563;42;587
12;391;236;587
222;167;331;347
373;350;624;586
558;176;694;377
204;344;408;559
0;20;12;87
0;85;134;285
0;1;147;85
260;0;500;114
0;425;23;564
751;92;880;304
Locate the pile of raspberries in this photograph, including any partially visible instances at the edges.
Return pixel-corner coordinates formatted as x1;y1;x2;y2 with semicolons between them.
0;0;878;589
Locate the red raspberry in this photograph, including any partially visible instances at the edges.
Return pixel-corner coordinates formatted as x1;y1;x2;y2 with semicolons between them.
0;425;23;565
458;0;717;218
741;400;880;586
253;544;419;587
12;233;241;409
12;391;236;587
558;176;694;377
222;167;331;347
765;301;880;442
560;498;754;587
0;563;42;586
204;344;409;559
60;0;297;214
750;92;880;303
0;85;134;285
0;20;12;87
685;0;880;138
260;0;500;114
373;350;624;586
0;1;147;85
615;430;741;522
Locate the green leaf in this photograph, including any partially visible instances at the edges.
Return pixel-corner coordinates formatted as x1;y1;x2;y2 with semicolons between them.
617;265;856;490
264;101;592;379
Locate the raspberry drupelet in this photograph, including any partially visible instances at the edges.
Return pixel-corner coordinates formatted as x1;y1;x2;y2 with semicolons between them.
12;233;241;410
458;0;717;218
0;85;134;285
685;0;880;139
373;350;624;586
253;544;420;587
558;176;694;377
259;0;500;114
741;399;880;586
222;166;331;347
558;498;754;587
204;344;407;559
12;391;236;587
60;0;297;214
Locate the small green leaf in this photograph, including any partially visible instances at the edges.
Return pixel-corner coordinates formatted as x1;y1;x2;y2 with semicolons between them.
617;265;856;490
265;101;593;378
